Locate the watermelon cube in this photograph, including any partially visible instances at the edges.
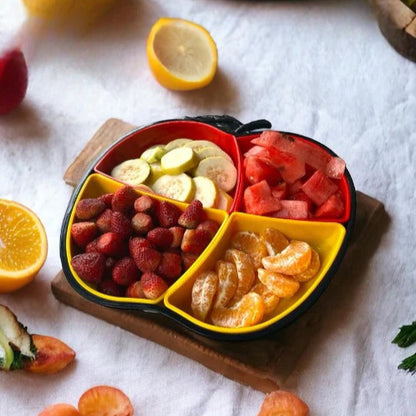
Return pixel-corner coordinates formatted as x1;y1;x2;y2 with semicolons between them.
301;170;338;206
252;130;295;153
314;192;345;218
244;145;265;158
271;200;309;220
244;180;281;215
271;181;287;200
288;179;303;196
289;190;314;211
325;157;346;179
244;156;282;186
262;147;305;184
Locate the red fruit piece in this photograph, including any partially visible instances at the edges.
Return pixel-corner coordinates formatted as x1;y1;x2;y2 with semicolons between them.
134;194;156;213
112;257;140;286
132;247;161;273
182;252;199;271
85;238;99;253
244;180;281;215
271;182;287;200
257;390;310;416
129;237;151;257
169;226;185;248
98;192;114;208
301;169;338;206
181;228;212;255
243;145;264;158
96;232;126;257
126;280;145;298
196;219;220;239
141;272;169;299
112;185;137;213
288;179;303;196
289;190;314;211
96;209;112;233
157;200;181;227
71;221;97;248
156;252;182;280
75;198;106;220
98;279;125;297
314;192;345;218
178;200;204;229
147;227;173;250
131;212;153;235
244;156;282;186
271;200;309;219
0;48;28;115
71;252;106;283
111;211;132;239
325;156;346;179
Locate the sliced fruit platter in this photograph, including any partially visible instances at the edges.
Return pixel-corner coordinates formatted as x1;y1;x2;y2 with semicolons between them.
60;115;355;340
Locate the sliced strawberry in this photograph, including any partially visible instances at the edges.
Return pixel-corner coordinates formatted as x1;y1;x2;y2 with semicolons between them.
156;252;182;280
98;192;114;208
141;272;169;299
181;252;199;271
178;200;204;229
112;185;137;213
71;252;106;283
147;227;173;250
126;280;145;298
112;257;140;286
244;156;282;186
111;211;132;239
196;219;220;239
71;222;97;248
169;226;185;248
134;194;156;214
314;192;345;218
96;232;126;257
132;247;161;273
131;212;153;235
243;180;281;215
181;228;212;255
75;198;106;220
301;169;338;206
156;200;181;227
96;209;112;233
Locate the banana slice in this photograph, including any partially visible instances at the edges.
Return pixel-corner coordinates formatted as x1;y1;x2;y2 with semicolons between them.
216;188;233;211
193;176;218;208
152;173;195;202
194;156;237;192
110;158;151;186
184;140;222;154
140;144;166;163
165;138;193;152
196;146;233;162
161;147;198;175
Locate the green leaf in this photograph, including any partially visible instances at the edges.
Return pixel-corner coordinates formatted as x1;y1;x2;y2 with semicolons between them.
392;321;416;348
398;353;416;375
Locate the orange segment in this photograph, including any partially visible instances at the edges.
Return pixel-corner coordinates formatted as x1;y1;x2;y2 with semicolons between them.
251;282;280;315
262;240;312;275
191;271;218;321
38;403;80;416
211;292;265;328
257;390;310;416
230;230;268;269
258;268;300;298
78;386;134;416
0;199;47;293
147;18;217;91
260;227;289;255
213;260;238;308
293;249;321;282
224;249;256;303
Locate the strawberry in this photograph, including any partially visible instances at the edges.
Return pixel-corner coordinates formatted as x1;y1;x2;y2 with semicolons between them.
71;222;97;248
196;219;220;239
112;257;140;286
98;192;114;208
147;227;173;250
126;280;145;298
71;252;106;283
181;252;199;271
131;212;153;235
169;226;185;248
156;200;181;227
178;200;203;229
141;272;169;299
134;194;156;214
132;247;161;273
75;198;106;220
96;232;126;257
96;209;112;233
181;228;212;255
129;237;151;257
111;211;132;239
85;238;99;253
112;185;137;213
98;279;125;297
156;252;182;280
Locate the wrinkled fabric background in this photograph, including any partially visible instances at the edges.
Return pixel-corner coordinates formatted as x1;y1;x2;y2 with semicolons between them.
0;0;415;415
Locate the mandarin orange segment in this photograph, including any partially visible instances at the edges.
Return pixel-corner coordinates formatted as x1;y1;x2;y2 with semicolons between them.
191;271;218;321
293;249;321;282
224;249;256;303
260;227;290;255
258;268;300;298
38;404;80;416
262;240;312;275
230;231;268;269
78;385;134;416
213;260;238;308
211;292;265;328
251;282;280;315
257;390;310;416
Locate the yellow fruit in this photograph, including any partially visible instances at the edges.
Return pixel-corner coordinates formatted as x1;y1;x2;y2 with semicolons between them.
0;199;47;293
146;17;218;91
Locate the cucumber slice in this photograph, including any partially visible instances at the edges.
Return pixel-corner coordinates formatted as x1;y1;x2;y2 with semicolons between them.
196;146;233;162
216;189;233;211
152;173;195;202
146;162;164;185
0;329;14;370
111;158;151;186
184;140;222;154
161;147;198;175
140;144;166;163
194;156;237;192
193;176;218;208
165;138;192;152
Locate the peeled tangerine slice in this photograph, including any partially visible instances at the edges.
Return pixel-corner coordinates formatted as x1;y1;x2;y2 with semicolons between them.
260;227;290;256
111;158;150;186
293;248;321;282
251;282;280;315
258;268;300;298
224;249;256;303
194;156;237;192
230;231;268;269
213;260;238;308
152;173;195;202
191;271;218;321
193;176;218;208
262;240;312;275
211;292;265;328
160;147;198;175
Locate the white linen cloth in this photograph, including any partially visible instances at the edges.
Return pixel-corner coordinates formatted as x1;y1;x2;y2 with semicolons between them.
0;0;415;415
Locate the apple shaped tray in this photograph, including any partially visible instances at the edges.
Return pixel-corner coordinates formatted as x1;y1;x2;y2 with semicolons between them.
59;115;356;342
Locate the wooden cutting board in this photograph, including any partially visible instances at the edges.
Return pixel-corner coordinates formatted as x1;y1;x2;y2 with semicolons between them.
52;118;387;393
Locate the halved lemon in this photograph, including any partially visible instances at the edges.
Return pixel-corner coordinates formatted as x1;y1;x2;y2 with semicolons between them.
0;199;48;293
146;17;218;91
